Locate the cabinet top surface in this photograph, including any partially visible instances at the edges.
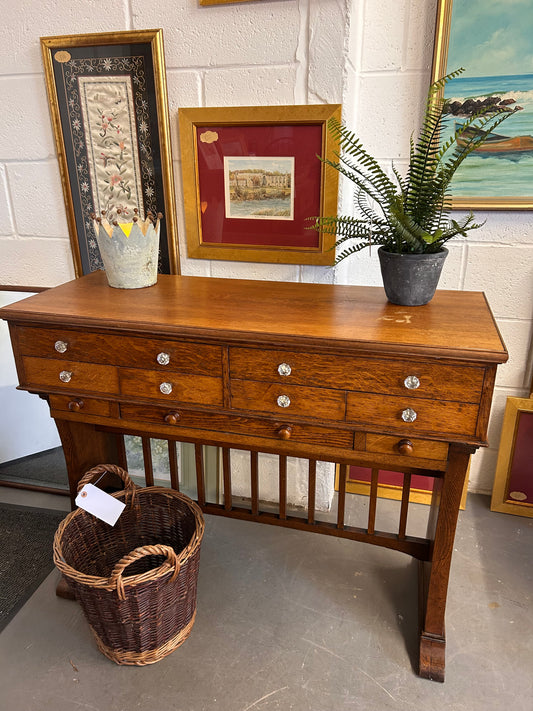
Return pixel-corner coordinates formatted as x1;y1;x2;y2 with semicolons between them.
1;271;507;362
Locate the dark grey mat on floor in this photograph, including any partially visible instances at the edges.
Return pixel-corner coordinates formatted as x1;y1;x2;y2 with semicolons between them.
0;502;66;632
0;447;68;489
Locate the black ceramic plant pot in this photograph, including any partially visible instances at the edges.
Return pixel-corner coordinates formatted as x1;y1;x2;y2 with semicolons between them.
377;247;448;306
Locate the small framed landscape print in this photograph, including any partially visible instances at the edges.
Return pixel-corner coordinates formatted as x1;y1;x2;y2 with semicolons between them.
491;397;533;518
223;156;295;221
432;0;533;209
41;29;180;276
178;104;341;264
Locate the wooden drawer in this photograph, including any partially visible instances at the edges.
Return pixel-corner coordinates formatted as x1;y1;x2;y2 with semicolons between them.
230;379;346;421
120;404;354;449
229;347;484;402
49;394;118;417
22;356;118;395
14;326;222;375
365;433;448;461
346;392;479;437
119;368;223;407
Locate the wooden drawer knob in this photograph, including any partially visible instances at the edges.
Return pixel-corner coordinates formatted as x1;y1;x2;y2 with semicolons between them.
276;425;292;440
164;411;180;425
68;399;84;412
397;439;414;455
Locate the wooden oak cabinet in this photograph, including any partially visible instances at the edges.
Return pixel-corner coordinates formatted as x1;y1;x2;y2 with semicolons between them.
1;271;507;681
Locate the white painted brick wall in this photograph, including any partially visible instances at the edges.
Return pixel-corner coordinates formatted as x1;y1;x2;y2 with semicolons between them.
0;0;531;498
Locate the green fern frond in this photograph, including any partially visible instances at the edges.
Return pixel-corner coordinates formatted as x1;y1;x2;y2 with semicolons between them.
309;67;516;265
334;241;377;264
327;119;397;195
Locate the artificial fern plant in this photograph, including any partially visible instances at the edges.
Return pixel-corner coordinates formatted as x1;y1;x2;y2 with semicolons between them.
311;68;516;263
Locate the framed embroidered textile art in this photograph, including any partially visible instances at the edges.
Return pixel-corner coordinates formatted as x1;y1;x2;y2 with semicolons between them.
41;30;180;276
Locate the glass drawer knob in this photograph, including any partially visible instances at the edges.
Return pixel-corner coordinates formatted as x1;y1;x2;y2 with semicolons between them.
59;370;72;383
157;352;170;366
55;340;68;353
401;408;417;423
277;394;291;408
278;363;292;377
404;375;420;390
160;382;173;395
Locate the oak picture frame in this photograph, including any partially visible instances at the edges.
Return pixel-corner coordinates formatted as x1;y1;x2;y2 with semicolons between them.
41;29;180;277
178;104;341;264
491;397;533;518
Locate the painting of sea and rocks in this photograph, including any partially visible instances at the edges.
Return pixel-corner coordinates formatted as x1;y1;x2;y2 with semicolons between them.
224;157;294;220
435;0;533;206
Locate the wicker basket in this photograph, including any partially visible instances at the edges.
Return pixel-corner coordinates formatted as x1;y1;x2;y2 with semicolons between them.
53;464;204;665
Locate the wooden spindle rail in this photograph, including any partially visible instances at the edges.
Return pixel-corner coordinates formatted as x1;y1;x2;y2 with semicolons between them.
142;437;154;486
168;439;179;491
250;451;259;515
195;444;206;506
337;463;348;529
279;455;287;520
307;459;317;524
398;472;411;539
367;468;379;535
222;448;232;511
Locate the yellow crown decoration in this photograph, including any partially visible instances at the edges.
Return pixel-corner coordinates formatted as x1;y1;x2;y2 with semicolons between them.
92;209;163;289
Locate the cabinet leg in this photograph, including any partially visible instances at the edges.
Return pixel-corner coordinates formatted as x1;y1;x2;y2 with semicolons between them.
54;419;121;508
417;444;475;682
53;419;120;599
419;632;446;682
56;575;76;600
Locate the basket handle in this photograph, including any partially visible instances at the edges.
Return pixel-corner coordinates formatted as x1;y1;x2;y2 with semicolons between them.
76;464;137;498
109;544;180;601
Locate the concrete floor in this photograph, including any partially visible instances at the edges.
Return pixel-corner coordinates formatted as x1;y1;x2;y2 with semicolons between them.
0;486;532;711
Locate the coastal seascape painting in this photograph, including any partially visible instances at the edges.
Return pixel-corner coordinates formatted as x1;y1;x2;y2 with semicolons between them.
224;157;294;220
433;0;533;209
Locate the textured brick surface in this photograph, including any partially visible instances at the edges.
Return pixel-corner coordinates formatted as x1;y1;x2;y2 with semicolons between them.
132;0;299;68
0;0;127;75
0;78;56;161
0;167;14;236
7;162;66;237
0;237;75;286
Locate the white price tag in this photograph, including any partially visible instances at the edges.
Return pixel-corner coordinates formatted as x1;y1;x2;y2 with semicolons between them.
75;484;126;526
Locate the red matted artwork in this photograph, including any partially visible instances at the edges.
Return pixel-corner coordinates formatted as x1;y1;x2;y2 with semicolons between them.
179;105;341;264
342;465;468;508
491;397;533;517
506;411;533;501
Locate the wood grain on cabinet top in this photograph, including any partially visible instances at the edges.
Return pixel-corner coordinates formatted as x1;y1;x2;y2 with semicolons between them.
0;271;507;363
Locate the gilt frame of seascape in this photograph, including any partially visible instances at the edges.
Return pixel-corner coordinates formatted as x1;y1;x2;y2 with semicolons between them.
178;105;341;264
41;30;180;276
432;0;533;210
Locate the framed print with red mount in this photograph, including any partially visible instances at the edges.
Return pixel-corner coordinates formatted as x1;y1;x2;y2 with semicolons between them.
178;104;341;264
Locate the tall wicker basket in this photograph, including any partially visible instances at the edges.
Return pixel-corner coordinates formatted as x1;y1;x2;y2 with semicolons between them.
53;464;205;666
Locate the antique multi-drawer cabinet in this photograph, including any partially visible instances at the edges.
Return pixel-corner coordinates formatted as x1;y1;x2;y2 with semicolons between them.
1;271;507;681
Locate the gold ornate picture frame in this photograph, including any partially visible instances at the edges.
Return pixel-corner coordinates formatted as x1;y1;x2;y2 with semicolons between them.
200;1;256;5
41;30;180;276
178;104;341;264
491;397;533;518
432;0;533;210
